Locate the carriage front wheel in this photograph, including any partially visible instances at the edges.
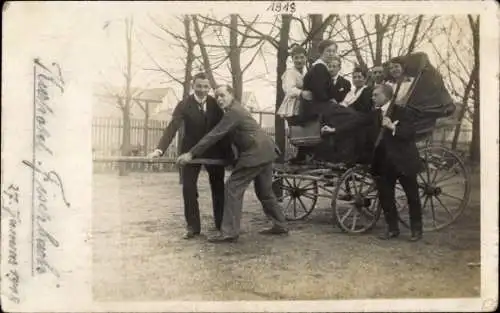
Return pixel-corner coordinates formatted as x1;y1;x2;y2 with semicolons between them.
396;145;471;231
272;170;318;221
332;166;382;233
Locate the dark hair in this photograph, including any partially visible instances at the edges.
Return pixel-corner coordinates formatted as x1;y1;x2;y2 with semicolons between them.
352;67;367;78
216;84;234;95
192;72;208;83
290;45;307;56
374;83;394;99
318;40;337;55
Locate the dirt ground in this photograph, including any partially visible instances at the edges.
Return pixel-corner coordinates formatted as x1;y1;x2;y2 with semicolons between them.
92;168;480;301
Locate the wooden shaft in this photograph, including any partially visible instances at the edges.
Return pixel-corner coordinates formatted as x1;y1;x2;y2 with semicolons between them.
92;156;228;166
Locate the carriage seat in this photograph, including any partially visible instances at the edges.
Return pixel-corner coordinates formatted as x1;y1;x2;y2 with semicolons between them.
288;119;323;147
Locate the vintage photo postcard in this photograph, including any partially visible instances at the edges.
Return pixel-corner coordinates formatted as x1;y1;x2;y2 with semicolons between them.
1;1;498;312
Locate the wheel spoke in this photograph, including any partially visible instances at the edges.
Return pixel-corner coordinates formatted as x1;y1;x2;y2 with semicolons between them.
351;212;358;231
340;207;354;224
422;195;430;210
293;198;297;217
439;191;463;202
284;197;292;212
302;193;317;200
429;195;438;228
417;173;428;186
299;179;315;189
298;197;309;213
434;195;455;219
435;171;461;185
423;150;432;182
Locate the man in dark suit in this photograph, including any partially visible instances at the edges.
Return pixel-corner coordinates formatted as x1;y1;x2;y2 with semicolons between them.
177;85;288;243
327;57;352;104
370;84;423;242
149;73;233;239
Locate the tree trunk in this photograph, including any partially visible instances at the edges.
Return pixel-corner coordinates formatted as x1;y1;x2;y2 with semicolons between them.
272;14;291;197
119;17;133;176
346;15;368;72
451;67;475;150
192;15;217;88
468;15;480;165
143;101;149;156
374;15;384;65
470;75;480;164
308;14;323;63
177;15;195;183
229;14;243;102
406;15;423;54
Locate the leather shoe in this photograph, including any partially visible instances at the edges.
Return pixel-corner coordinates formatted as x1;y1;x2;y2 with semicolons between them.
259;226;289;235
182;231;200;240
207;235;238;243
409;231;423;242
378;230;400;240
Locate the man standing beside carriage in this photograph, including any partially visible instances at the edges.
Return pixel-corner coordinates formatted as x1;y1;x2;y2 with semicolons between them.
148;73;234;240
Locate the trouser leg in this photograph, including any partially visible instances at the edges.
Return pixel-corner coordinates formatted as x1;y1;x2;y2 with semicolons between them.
181;164;202;233
253;163;287;229
220;166;261;237
206;165;226;230
398;173;423;232
376;170;399;232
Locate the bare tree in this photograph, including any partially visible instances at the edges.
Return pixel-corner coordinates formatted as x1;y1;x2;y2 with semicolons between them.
468;15;480;164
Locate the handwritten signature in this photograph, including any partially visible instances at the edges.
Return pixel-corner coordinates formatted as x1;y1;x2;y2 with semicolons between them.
23;59;69;281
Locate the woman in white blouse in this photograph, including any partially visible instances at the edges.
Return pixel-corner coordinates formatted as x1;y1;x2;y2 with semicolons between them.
387;58;414;104
277;45;309;122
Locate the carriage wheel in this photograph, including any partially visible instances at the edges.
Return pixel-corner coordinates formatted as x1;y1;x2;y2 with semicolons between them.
396;145;471;231
272;172;318;221
332;166;382;233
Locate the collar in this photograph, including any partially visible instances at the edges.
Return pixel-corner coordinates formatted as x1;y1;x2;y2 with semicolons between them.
312;58;327;67
332;74;340;82
193;94;207;105
378;101;391;114
354;85;366;93
294;66;305;75
222;99;238;113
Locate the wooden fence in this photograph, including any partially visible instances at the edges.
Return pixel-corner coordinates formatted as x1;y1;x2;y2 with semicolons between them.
92;115;472;173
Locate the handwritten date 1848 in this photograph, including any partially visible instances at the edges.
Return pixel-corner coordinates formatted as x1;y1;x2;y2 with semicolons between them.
266;1;296;13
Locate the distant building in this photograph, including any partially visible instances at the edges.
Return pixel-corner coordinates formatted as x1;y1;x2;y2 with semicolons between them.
92;84;179;121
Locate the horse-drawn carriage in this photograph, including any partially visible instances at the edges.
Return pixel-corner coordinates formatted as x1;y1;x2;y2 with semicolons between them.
272;52;471;233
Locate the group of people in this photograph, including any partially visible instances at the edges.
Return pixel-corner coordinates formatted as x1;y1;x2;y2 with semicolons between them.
149;39;424;244
278;40;423;241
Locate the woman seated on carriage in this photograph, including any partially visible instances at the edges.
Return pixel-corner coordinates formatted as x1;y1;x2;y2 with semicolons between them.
276;45;308;125
287;39;339;164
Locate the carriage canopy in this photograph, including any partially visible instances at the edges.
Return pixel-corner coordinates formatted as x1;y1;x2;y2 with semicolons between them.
385;52;456;135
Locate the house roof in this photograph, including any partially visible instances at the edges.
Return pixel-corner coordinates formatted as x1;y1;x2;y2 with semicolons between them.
93;84;178;119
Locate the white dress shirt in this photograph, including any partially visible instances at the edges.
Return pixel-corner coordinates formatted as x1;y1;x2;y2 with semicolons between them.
341;85;366;107
378;101;399;136
193;94;207;112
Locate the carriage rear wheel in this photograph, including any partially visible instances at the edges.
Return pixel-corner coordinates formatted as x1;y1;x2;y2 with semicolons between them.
396;145;471;231
273;170;318;221
332;166;382;233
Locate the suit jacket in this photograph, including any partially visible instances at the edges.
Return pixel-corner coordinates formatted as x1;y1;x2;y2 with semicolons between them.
157;94;233;160
190;101;278;169
350;86;374;113
331;75;352;104
369;105;423;177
